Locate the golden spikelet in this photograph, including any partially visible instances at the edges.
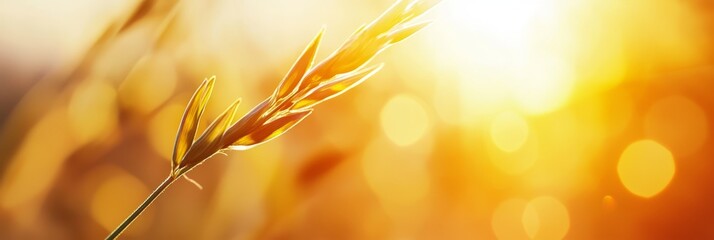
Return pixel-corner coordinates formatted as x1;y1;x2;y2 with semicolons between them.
171;0;436;179
107;1;435;238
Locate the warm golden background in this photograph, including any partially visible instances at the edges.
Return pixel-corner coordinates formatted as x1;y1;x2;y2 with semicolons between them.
1;0;713;239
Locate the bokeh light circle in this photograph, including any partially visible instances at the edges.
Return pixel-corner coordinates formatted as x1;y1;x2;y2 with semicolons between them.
492;198;530;239
522;196;570;240
617;139;675;198
90;169;151;235
602;195;617;212
380;94;431;146
68;80;118;144
644;95;709;156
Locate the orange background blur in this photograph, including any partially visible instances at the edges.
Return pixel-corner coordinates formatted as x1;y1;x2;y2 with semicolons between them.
1;0;714;239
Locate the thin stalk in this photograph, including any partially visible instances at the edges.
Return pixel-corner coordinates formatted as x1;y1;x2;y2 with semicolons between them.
106;175;176;240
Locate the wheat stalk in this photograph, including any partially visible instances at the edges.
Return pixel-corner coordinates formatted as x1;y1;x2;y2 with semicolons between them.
106;0;435;238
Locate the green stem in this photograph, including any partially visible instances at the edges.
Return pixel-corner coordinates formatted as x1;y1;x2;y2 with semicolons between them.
106;175;175;240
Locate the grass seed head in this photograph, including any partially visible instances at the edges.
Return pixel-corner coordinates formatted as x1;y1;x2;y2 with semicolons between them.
170;0;436;179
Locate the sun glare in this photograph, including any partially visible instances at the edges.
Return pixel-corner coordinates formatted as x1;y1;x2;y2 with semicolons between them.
1;0;712;238
434;0;574;118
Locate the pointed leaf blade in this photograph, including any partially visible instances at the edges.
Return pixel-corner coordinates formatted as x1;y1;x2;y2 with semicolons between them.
273;29;324;101
402;0;439;23
221;98;272;147
292;64;383;110
172;76;215;168
388;21;431;44
230;109;312;150
178;99;240;170
367;0;412;35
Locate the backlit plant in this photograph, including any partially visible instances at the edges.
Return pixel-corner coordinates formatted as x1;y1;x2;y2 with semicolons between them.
107;0;435;238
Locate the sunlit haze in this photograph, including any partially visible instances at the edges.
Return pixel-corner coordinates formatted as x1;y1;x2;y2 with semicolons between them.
0;0;713;239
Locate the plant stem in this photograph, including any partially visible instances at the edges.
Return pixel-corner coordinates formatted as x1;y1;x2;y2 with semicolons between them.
106;175;175;240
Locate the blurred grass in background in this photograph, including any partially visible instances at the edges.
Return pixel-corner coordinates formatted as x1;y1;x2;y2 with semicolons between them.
1;0;713;239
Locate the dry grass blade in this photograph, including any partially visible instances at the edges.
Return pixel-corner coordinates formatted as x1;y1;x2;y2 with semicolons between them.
175;99;240;176
387;21;431;43
223;99;272;142
229;109;313;150
291;64;384;110
171;76;214;169
272;29;324;102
